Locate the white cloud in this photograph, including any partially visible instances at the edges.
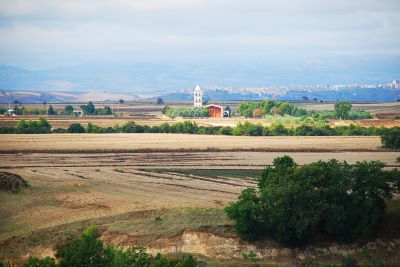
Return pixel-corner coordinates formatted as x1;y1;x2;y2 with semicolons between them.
0;0;399;68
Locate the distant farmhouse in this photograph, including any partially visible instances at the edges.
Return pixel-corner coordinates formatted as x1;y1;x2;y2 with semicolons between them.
193;85;230;118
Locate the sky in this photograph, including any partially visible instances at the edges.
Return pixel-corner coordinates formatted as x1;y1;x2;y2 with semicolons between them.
0;0;399;88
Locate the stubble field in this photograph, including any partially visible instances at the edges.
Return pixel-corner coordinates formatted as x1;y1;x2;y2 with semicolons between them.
1;133;399;265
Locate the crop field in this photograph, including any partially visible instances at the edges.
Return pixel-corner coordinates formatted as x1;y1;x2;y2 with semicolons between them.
0;134;386;153
0;132;399;265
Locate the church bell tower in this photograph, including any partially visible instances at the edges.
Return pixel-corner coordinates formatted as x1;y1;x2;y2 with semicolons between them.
193;85;203;108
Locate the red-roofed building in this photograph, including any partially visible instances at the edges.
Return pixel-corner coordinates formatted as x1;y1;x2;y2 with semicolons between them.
205;104;223;118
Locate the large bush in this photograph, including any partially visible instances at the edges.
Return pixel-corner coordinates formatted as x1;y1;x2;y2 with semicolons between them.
237;100;307;118
17;226;199;267
15;117;52;134
380;127;400;150
163;107;209;118
226;156;400;246
67;123;85;133
334;101;352;119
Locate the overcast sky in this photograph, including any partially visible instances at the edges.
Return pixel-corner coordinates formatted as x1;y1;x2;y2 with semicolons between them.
0;0;399;71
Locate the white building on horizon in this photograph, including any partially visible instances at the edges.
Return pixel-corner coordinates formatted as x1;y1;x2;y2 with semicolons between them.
390;80;400;89
193;85;203;108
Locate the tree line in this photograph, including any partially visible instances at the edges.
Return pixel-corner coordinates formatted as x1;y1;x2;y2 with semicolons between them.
0;118;398;149
237;100;372;120
1;102;113;116
225;156;400;246
0;226;199;267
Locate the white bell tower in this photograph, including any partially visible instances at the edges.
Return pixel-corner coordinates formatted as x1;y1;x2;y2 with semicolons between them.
193;85;203;108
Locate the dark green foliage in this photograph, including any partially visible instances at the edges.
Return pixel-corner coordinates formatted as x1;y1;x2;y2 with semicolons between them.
14;117;52;134
64;105;74;115
380;127;400;150
341;255;359;267
52;128;68;133
225;188;264;241
163;107;209;118
334;101;352;119
17;226;199;267
232;122;263;136
226;156;400;246
13;105;24;115
59;226;105;267
1;119;398;142
96;106;112;115
238;100;370;120
22;257;57;267
218;126;233;135
67;123;85;133
81;101;96;115
157;98;164;105
80;101;112;116
47;105;57;115
237;100;307;118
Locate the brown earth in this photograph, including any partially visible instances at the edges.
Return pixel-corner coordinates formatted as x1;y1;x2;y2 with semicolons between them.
0;134;399;265
0;134;386;153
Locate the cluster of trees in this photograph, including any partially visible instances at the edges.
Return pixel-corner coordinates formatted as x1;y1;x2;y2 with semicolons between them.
308;109;372;120
47;102;113;116
162;106;209;118
225;156;400;246
0;226;199;267
237;100;372;120
237;100;308;118
78;102;113;116
0;117;51;134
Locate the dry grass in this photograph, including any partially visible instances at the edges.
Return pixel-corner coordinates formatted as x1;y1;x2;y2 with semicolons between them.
0;134;384;153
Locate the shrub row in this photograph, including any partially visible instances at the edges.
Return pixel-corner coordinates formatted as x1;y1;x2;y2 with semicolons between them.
162;106;210;118
0;226;199;267
1;118;399;149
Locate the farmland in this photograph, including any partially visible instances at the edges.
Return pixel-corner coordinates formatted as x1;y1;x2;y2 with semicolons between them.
1;101;400;266
1;132;400;266
1;100;400;129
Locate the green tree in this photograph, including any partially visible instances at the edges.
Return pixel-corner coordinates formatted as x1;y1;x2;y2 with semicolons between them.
226;156;400;246
380;127;400;150
64;105;74;115
67;123;85;133
334;101;352;119
22;257;57;267
81;101;96;115
16;227;199;267
59;226;105;267
47;105;57;115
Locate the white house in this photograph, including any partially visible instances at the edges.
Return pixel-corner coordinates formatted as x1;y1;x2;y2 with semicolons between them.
193;85;203;108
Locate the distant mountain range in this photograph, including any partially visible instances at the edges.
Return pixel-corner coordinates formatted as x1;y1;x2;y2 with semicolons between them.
158;87;399;102
0;62;399;103
0;86;398;104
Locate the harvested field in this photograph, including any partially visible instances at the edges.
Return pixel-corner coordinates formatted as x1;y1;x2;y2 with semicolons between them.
0;133;399;265
0;151;398;169
0;134;385;153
